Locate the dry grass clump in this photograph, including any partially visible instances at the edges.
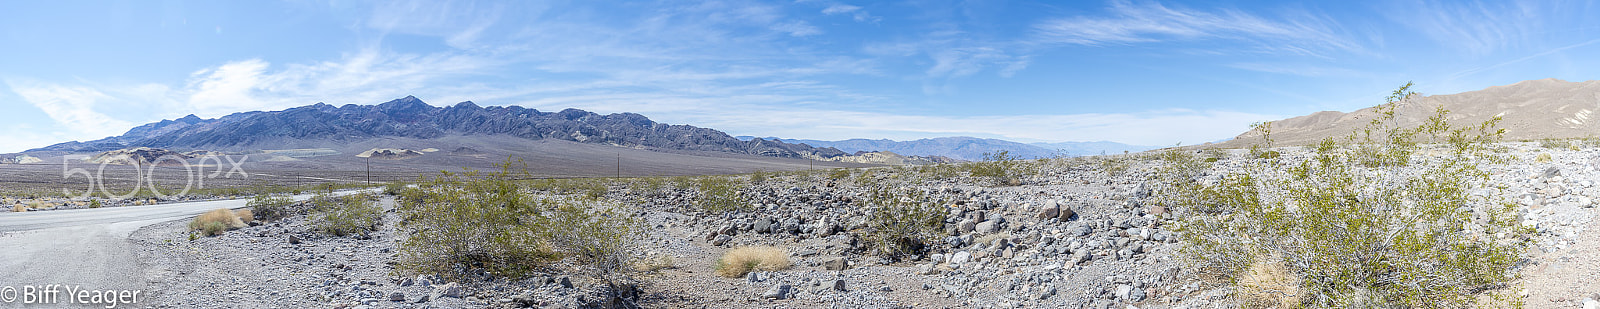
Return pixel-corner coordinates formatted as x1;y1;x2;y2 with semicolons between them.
1535;152;1553;163
190;208;247;237
11;204;25;212
714;246;792;278
234;209;254;224
1237;254;1301;309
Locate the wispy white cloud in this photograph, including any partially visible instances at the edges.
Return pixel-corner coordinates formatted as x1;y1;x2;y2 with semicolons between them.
4;79;133;141
1033;0;1362;57
1392;0;1545;57
820;3;880;23
1226;62;1369;78
179;48;500;117
509;89;1275;146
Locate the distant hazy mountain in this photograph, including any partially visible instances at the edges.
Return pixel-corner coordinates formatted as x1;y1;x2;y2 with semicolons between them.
30;96;848;160
1029;141;1158;156
725;137;1023;161
1220;78;1600;147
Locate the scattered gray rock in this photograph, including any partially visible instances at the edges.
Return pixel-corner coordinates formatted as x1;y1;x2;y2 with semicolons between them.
288;234;301;244
762;284;791;299
958;219;977;234
950;251;971;265
388;291;405;302
1115;284;1145;302
434;282;464;298
831;279;846;292
976;220;1001;234
754;218;774;234
1036;202;1060;220
823;257;848;271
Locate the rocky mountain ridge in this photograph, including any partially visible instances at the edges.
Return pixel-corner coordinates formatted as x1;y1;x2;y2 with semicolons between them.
29;96;848;160
1221;78;1600;147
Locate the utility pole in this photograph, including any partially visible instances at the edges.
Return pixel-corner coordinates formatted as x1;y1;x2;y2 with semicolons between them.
365;157;371;185
616;153;621;178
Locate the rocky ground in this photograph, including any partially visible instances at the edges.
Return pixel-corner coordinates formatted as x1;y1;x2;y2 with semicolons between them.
130;142;1600;308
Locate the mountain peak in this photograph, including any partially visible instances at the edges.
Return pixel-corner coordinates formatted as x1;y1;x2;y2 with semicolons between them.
176;114;203;123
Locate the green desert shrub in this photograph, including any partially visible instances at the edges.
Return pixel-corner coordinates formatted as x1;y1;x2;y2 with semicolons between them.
398;158;639;283
748;169;769;184
537;198;639;284
383;182;408;195
1537;138;1571;149
967;150;1021;185
864;186;945;259
399;159;554;278
827;168;851;180
693;176;747;213
1165;83;1525;308
246;194;296;221
310;193;381;237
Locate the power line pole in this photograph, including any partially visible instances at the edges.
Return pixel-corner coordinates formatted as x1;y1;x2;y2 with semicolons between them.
616;153;621;178
365;157;371;185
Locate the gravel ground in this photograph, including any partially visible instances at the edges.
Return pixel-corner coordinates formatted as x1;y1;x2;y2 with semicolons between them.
126;142;1600;308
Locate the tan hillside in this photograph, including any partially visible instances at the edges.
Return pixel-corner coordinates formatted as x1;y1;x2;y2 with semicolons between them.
1220;78;1600;147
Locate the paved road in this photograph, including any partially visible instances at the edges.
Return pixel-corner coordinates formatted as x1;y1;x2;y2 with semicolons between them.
0;191;364;308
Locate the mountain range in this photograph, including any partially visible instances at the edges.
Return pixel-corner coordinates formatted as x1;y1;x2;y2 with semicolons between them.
740;137;1155;161
29;96;848;160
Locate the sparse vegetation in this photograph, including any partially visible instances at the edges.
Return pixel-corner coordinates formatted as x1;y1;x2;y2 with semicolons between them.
383;181;408;195
398;158;640;286
827;168;851;180
189;208;247;237
246;194;296;221
1538;138;1572;149
864;186;945;259
537;197;640;285
632;253;675;272
1248;121;1281;159
749;169;768;184
713;246;792;278
693;176;748;213
967;150;1021;185
1162;83;1526;308
309;193;381;237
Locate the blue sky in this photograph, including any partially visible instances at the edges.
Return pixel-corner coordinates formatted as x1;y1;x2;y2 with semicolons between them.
3;0;1599;153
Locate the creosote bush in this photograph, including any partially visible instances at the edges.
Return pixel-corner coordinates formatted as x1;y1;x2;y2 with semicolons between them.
383;182;408;195
864;186;945;259
398;158;640;285
246;194;296;221
310;193;381;237
827;168;851;180
1161;83;1526;308
190;208;246;237
693;176;747;213
714;246;792;278
967;150;1021;185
